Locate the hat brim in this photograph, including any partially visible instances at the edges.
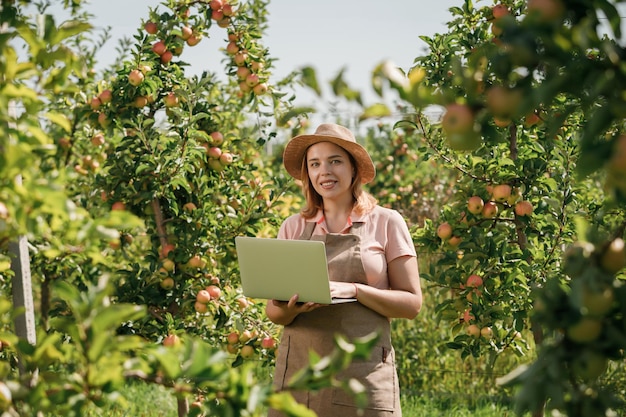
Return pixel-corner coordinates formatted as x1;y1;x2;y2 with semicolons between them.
283;134;376;184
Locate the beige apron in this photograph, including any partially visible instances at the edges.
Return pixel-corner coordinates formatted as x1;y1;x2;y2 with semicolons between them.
268;222;401;417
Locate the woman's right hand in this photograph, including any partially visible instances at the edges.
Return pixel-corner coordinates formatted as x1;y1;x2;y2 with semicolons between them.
266;294;321;325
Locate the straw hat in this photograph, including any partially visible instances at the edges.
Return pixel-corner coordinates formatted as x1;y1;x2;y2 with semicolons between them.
282;123;376;184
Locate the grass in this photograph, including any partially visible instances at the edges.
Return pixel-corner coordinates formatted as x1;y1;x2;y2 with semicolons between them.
75;381;516;417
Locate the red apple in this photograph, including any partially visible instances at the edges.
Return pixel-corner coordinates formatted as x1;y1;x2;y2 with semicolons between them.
261;337;275;349
448;236;462;247
227;332;240;344
211;10;224;20
134;96;148;108
466;274;483;288
207;147;222;159
526;0;565;22
491;184;512;202
144;21;158;34
253;83;268;95
441;103;474;134
181;26;193;40
164;92;179;108
482;201;499;218
239;81;251;93
163;334;181;347
486;86;522;119
219;152;233;165
492;4;509;18
162;258;175;272
97;112;110;128
186;34;201;46
236;66;251;80
152;40;167;56
91;133;105;146
240;345;254;358
226;41;239;55
161;243;176;258
514;200;533;216
222;3;234;16
206;285;221;299
209;0;223;10
90;97;102;110
467;196;485;215
111;201;126;211
128;69;144;86
466;324;480;338
160;50;173;64
183;202;197;212
437;222;453;240
245;73;260;87
210;131;224;146
196;290;212;304
233;51;248;66
480;327;493;339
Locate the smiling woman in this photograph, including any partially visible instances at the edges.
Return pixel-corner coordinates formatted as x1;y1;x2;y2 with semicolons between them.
265;123;422;416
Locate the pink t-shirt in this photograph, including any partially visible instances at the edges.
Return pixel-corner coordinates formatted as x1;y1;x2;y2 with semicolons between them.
278;205;417;289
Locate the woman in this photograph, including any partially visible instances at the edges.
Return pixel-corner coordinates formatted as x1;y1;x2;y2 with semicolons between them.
266;123;422;417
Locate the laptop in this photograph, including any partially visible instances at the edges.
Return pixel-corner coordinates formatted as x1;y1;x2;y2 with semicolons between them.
235;236;357;304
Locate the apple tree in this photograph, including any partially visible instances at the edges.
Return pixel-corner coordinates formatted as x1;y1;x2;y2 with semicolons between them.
372;0;626;415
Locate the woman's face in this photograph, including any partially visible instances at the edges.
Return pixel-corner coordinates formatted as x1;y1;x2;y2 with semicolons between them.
305;141;355;202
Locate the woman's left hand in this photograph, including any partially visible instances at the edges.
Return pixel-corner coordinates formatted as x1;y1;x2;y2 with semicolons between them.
329;281;358;299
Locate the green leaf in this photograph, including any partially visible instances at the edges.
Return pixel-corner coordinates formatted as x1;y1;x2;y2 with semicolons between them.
359;103;391;121
50;20;92;45
44;112;72;133
299;66;321;96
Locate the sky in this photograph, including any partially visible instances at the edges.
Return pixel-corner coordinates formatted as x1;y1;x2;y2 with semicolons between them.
74;0;463;106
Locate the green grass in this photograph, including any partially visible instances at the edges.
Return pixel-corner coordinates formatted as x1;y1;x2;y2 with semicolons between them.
76;381;515;417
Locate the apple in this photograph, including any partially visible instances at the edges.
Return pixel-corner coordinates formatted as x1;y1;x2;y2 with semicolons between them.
134;96;148;108
58;137;71;149
253;83;268;95
187;255;205;269
97;112;110;128
91;133;105;146
152;40;167;56
491;184;512;202
90;97;102;110
480;327;493;339
161;243;176;258
441;103;474;135
162;258;175;272
183;202;197;212
186;34;201;46
160;50;173;64
207;146;222;159
261;337;276;349
163;334;181;347
524;112;541;127
567;318;602;343
236;297;250;310
600;238;625;274
227;332;240;344
467;196;484;215
582;286;614;317
209;131;224;146
251;60;264;71
466;324;481;338
236;66;251;80
239;330;253;343
128;69;144;86
164;92;179;108
445;131;482;151
436;222;453;240
206;285;221;299
482;201;498;218
234;51;248;66
181;26;193;40
514;200;533;216
111;201;126;211
240;345;255;358
228;32;239;42
493;117;511;128
466;274;483;288
226;41;239;55
211;9;224;20
219;152;233;165
492;4;509;18
245;73;260;87
608;134;626;175
448;236;462;247
526;0;565;22
208;158;224;171
222;3;234;16
571;350;608;382
485;86;522;119
196;290;212;304
160;277;175;290
144;21;158;34
108;239;121;250
226;344;238;354
209;0;223;10
239;81;251;93
490;21;503;37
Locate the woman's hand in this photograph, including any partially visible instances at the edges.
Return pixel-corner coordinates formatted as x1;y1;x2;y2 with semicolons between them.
265;294;321;325
329;281;359;299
